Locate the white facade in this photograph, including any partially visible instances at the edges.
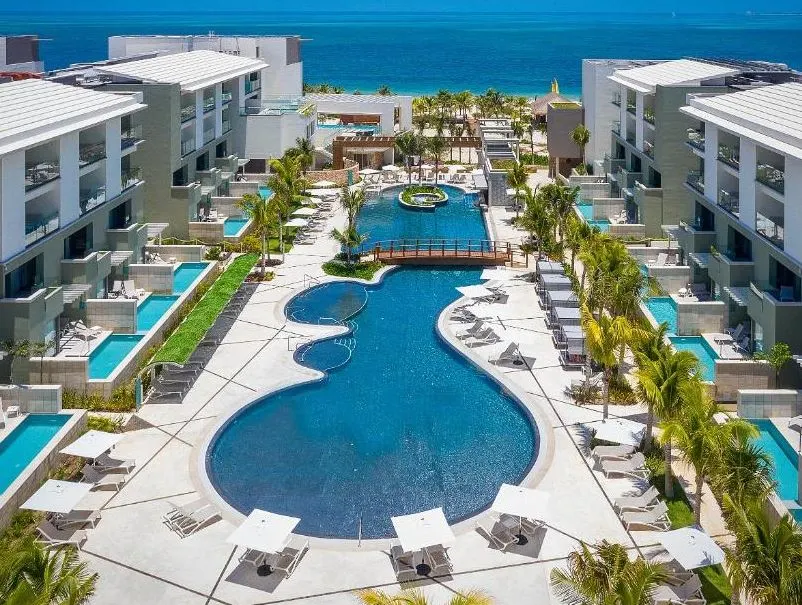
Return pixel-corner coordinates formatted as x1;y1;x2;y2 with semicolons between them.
307;92;413;142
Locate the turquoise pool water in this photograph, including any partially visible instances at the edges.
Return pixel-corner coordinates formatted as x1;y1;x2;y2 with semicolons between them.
317;123;378;132
207;267;537;539
136;295;179;333
750;419;802;522
576;203;610;232
668;336;719;381
645;296;678;334
0;414;71;494
88;334;145;379
173;262;209;294
223;217;249;237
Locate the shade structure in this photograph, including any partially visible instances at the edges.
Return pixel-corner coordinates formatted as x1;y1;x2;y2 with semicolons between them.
456;284;494;299
593;418;646;446
302;196;324;205
391;507;455;552
311;180;337;188
284;218;309;228
360;168;381;175
658;527;725;570
492;484;550;520
382;164;401;171
60;430;124;460
291;207;317;217
480;268;517;282
21;480;93;514
227;509;300;554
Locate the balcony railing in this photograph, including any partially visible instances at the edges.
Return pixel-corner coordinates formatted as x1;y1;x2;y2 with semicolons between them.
687;129;705;152
718;189;739;216
180;105;196;123
626;102;636;115
79;142;106;167
751;281;799;303
25;213;59;247
643;140;654;158
181;138;195;156
121;167;142;190
203;97;216;113
611;121;621;135
121;125;143;150
718;145;740;169
25;163;60;192
221;91;232;104
612;92;621;107
222;119;231;134
643;107;655;125
757;164;785;194
80;186;106;213
686;170;705;194
756;210;784;249
245;78;260;95
203;128;215;144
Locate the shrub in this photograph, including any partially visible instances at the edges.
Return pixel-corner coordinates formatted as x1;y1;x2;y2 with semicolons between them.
322;260;383;280
399;185;447;206
205;246;222;261
86;414;124;433
62;386;136;413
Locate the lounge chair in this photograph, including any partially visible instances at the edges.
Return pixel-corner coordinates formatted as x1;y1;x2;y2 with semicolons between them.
651;574;705;604
109;280;124;298
424;544;453;574
81;464;126;491
94;452;135;473
389;542;418;582
621;500;671;531
36;520;88;550
613;485;660;512
489;342;522;366
476;520;519;551
725;323;745;340
591;444;635;461
273;539;309;577
734;336;750;355
464;327;499;347
122;280;142;299
169;503;219;538
457;320;485;339
52;509;101;530
238;548;267;568
163;498;210;525
649;253;667;267
601;452;649;479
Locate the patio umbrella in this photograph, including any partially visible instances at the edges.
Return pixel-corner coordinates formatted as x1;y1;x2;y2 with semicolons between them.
227;509;299;575
311;180;337;188
592;418;646;446
382;165;401;171
284;218;309;228
21;480;93;514
658;527;725;570
480;268;517;282
456;284;494;299
60;430;124;460
291;207;317;217
391;507;455;553
360;168;381;175
492;483;550;544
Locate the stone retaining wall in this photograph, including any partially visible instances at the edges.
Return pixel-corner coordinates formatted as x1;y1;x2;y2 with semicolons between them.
86;298;137;333
737;389;802;418
129;264;174;294
0;384;62;414
714;360;774;402
188;221;225;243
609;223;646;239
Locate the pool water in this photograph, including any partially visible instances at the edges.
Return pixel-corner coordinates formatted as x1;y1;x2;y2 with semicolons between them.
136;295;179;333
645;296;678;334
750;419;802;522
173;262;209;294
223;217;249;237
207;267;538;539
358;184;485;250
668;336;719;381
88;334;145;379
576;203;610;232
0;414;71;494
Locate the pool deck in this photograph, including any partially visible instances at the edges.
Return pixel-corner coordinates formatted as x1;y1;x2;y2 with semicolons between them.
70;194;726;604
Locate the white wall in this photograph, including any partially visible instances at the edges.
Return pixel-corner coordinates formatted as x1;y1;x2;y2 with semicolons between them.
582;59;630;165
59;132;80;226
105;117;122;199
1;151;25;261
784;155;802;263
244;113;312;159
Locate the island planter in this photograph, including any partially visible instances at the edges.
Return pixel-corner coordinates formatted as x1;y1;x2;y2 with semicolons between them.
398;185;449;211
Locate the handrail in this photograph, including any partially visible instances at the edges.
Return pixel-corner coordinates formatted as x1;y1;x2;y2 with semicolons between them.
303;274;320;288
366;238;514;261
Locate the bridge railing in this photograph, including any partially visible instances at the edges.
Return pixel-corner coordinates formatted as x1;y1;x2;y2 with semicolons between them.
364;238;512;261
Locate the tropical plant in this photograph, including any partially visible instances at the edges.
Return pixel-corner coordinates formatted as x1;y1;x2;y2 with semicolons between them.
377;85;393;96
580;304;631;419
339;185;366;233
267;155;308;262
395;130;423;187
550;540;667;605
237;192;279;274
517;189;553;261
713;434;774;508
505;161;529;218
330;227;368;265
453;90;473;118
286;137;314;175
538;182;579;239
754;341;792;388
571;123;591;168
563;213;592;271
354;588;492;605
426;135;447;184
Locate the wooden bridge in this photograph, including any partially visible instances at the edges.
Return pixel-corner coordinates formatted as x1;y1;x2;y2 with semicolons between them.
368;239;512;265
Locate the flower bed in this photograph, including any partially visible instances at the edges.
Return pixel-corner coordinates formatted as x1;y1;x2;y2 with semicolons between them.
398;185;448;210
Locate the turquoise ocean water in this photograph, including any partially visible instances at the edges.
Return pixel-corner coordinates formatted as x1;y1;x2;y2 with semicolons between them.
7;12;802;96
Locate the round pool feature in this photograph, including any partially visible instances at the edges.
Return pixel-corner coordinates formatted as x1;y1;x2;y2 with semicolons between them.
286;281;368;324
205;267;538;539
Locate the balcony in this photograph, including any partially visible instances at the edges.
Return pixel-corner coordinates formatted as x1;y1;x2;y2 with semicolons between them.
676;221;716;255
25;163;60;192
687;129;705;152
79;142;106;167
121;167;142;191
222;119;231;134
203;128;215;144
626;132;636;146
221;91;232;104
612;92;621;107
203;97;216;114
643;107;655;125
244;78;260;95
80;186;106;214
25;213;59;247
180;105;196;123
626;102;636;115
756;164;785;195
611;121;621;135
717;189;739;217
121;125;143;150
643;140;654;159
756;210;784;249
181;138;195;157
718;145;740;170
708;250;754;288
686;170;705;195
0;286;64;339
748;282;802;350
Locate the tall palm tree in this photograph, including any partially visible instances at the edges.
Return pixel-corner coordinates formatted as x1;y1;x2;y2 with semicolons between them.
550;541;667;605
377;85;393;96
289;137;315;175
580;304;631;419
517;189;553;261
267;155;307;262
355;588;492;605
661;380;757;525
563;214;591;272
713;435;774;508
434;89;453;119
571;123;591;170
453;90;473;118
505;161;528;218
426;135;447;184
395;130;421;186
237;192;279;275
339;184;366;233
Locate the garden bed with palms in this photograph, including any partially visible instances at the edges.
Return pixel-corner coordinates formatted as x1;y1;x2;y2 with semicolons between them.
398;185;448;209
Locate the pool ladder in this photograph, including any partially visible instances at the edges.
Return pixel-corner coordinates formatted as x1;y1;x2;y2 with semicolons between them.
303;274;320;289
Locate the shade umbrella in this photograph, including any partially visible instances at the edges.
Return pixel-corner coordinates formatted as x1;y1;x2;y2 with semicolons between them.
456;284;493;299
311;180;337;188
391;507;455;554
492;483;550;544
60;430;124;460
382;164;401;171
360;168;381;175
291;207;317;217
227;509;300;575
593;418;646;446
284;218;309;228
480;268;517;282
658;527;725;570
21;480;93;514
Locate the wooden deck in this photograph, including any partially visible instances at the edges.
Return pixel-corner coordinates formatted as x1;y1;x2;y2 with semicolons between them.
370;240;512;266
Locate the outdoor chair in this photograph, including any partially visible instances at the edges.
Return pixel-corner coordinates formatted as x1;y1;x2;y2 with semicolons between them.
272;539;309;578
456;320;485;339
36;521;88;550
489;342;522;366
81;465;126;491
94;452;135;473
591;444;635;462
52;509;101;530
613;485;660;512
424;544;453;574
651;574;705;604
601;452;649;479
476;520;519;551
621;501;671;531
238;548;267;568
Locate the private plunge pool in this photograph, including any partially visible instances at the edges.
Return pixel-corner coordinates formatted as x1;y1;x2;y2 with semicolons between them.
206;267;539;540
223;217;250;237
644;296;678;334
576;202;610;232
749;419;802;522
668;336;719;382
0;414;71;494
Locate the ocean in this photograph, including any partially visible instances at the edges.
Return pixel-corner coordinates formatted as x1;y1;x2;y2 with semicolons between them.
5;11;802;97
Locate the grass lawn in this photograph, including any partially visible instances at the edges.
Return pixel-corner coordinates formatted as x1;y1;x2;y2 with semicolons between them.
322;260;383;280
646;453;731;605
153;254;257;364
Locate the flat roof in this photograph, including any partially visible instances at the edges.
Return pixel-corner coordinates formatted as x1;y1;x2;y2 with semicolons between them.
0;79;145;156
305;93;411;104
95;50;265;92
681;82;802;159
609;59;739;94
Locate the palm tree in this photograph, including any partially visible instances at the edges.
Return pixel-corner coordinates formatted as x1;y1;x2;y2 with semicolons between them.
510;120;525;157
570;123;591;170
395;130;421;186
267;155;307;262
517;189;553;261
377;85;393;96
505;161;528;218
434;89;453;119
580;304;631;419
453;90;473;118
550;541;667;605
661;380;757;525
339;184;365;233
237;192;279;276
426;135;447;184
355;588;492;605
289;137;314;175
331;226;368;265
713;435;774;508
563;214;591;272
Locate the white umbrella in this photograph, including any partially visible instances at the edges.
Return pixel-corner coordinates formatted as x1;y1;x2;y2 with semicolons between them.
291;207;317;217
60;430;124;460
311;180;337;188
456;284;494;299
227;509;299;554
303;196;324;205
382;164;401;171
21;480;93;514
658;527;725;570
492;483;550;542
592;418;646;446
391;507;455;553
480;268;517;282
360;168;381;175
284;218;309;228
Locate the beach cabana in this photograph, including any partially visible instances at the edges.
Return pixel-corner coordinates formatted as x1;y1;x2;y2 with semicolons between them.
544;289;580;311
536;260;564;278
552;324;584;350
537;273;572;296
552;305;581;328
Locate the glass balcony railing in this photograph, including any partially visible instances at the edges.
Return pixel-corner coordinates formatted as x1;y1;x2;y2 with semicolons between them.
244;78;260;94
756;211;784;249
222;119;231;134
25;213;59;247
643;140;654;158
751;281;799;303
203;128;215;144
611;121;621;135
80;186;106;213
757;164;785;194
121;126;143;150
180;105;196;123
643;107;655;125
718;145;740;169
25;163;60;192
718;189;739;216
612;92;621;107
203;97;216;113
181;138;195;156
686;170;705;194
687;129;705;152
221;91;233;104
626;102;636;115
121;167;142;190
79;142;106;167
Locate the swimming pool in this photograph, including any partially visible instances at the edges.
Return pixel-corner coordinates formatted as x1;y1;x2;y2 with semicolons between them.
206;267;538;539
668;336;719;382
645;296;678;334
576;203;610;232
750;419;802;522
136;295;179;333
0;414;71;494
88;334;145;379
223;217;249;237
358;184;485;249
173;262;209;294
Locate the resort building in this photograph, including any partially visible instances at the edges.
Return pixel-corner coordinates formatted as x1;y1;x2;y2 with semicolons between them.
545;100;584;177
0;36;43;75
677;82;802;354
0;78;147;373
477;118;519;206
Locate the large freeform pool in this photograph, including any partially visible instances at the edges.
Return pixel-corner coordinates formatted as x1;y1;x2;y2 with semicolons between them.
0;414;71;494
206;267;538;539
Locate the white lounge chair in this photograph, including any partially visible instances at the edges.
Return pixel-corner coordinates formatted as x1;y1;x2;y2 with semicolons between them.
652;573;705;604
389;542;418;582
621;500;671;531
239;548;267;568
52;509;101;530
94;452;135;473
36;520;88;550
272;539;309;578
649;253;667;267
489;342;522;366
591;444;635;461
163;498;210;525
613;485;660;512
108;280;124;298
170;503;219;537
464;327;499;347
601;452;649;479
477;520;519;551
457;320;485;339
81;465;126;491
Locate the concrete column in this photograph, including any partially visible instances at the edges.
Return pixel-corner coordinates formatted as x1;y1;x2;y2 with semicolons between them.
635;92;644;150
739;138;757;230
784;156;802;263
619;86;628;142
105;118;122;199
195;91;204;150
238;76;246;112
1;152;26;261
704;124;718;199
214;83;223;138
59;132;80;226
